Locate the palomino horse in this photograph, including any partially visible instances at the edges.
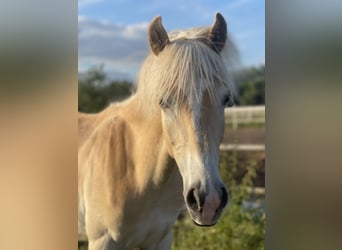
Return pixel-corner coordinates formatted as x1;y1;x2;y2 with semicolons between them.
79;13;235;250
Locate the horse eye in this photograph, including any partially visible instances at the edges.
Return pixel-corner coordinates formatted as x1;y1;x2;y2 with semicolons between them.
223;94;233;107
159;99;170;109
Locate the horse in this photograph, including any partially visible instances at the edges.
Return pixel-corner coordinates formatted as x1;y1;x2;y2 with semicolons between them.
78;13;236;250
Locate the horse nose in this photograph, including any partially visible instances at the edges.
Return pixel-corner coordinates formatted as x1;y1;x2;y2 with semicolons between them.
186;188;205;212
186;185;228;224
218;186;228;211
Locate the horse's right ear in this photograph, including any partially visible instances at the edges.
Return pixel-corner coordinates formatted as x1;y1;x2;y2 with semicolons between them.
148;16;170;56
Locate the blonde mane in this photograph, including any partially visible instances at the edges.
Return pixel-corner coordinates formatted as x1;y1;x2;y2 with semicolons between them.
136;27;237;116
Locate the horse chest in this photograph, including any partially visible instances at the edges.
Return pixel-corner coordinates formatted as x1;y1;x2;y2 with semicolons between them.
118;205;180;249
114;186;184;248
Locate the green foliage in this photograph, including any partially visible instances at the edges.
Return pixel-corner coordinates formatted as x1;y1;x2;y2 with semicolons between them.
78;241;87;250
234;65;265;106
172;152;265;250
78;65;133;113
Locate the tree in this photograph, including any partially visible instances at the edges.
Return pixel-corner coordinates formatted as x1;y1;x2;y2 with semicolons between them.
233;65;265;106
78;66;132;113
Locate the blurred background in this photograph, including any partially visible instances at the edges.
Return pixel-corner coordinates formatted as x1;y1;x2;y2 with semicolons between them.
1;0;341;250
78;0;265;249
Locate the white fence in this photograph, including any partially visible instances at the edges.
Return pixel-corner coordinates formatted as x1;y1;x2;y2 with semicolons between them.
225;105;265;130
220;144;265;151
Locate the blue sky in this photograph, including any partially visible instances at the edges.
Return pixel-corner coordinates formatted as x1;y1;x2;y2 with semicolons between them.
78;0;264;80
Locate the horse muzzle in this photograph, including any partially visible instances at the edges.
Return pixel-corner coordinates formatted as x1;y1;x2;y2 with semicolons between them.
185;184;228;226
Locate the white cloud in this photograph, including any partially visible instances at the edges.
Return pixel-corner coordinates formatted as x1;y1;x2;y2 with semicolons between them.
78;15;88;23
122;22;149;40
78;16;150;80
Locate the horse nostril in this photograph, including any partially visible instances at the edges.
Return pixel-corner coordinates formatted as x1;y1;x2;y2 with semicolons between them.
186;188;203;212
186;189;197;210
219;187;228;210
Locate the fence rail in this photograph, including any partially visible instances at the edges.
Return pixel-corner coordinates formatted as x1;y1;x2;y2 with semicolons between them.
225;105;265;129
220;144;265;151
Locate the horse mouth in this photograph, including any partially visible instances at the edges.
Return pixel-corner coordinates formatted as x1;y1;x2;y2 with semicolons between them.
188;209;219;227
191;218;217;227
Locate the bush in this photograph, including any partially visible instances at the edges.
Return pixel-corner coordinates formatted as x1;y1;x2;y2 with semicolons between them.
172;151;265;250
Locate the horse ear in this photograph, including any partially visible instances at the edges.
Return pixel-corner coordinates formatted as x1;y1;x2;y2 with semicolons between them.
208;13;227;53
148;16;170;56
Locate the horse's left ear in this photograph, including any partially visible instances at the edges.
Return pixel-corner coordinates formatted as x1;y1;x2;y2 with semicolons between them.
148;16;170;56
208;13;227;53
